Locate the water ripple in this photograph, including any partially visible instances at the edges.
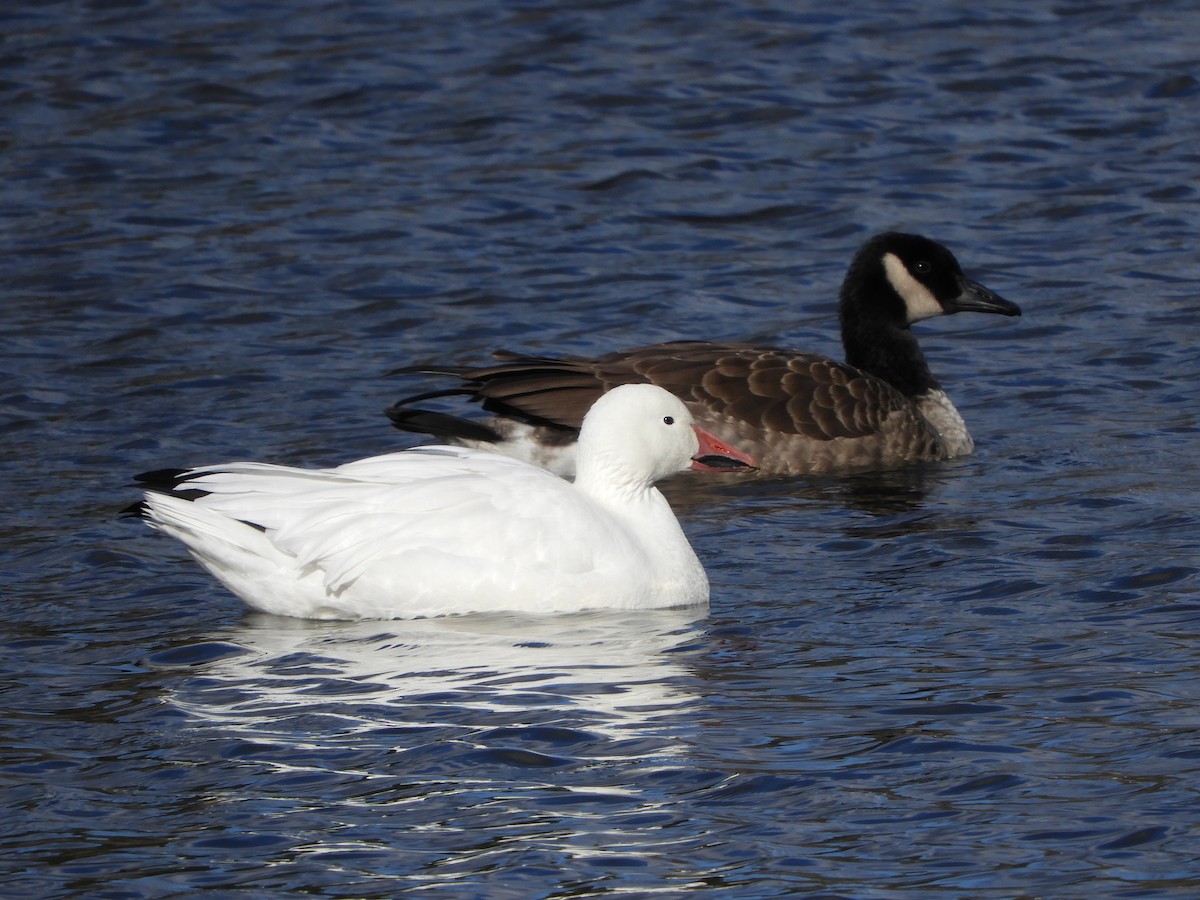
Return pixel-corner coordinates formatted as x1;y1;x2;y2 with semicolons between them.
3;0;1200;895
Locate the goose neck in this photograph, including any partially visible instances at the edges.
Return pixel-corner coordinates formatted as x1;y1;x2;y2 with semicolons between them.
840;315;938;398
573;456;655;506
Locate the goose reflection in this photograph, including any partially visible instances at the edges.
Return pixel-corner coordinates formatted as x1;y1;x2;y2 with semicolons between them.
164;607;707;758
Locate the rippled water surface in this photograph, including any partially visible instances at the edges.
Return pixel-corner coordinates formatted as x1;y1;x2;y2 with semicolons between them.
3;0;1199;896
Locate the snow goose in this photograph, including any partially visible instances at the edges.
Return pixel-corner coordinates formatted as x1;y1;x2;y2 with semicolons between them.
389;232;1020;476
130;384;747;620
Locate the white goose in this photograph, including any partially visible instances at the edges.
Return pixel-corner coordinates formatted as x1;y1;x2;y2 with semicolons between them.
132;384;744;620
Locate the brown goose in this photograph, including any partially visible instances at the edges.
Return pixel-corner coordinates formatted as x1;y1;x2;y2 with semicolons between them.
388;232;1021;476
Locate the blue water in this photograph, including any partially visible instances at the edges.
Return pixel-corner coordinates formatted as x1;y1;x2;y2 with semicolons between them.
2;0;1199;896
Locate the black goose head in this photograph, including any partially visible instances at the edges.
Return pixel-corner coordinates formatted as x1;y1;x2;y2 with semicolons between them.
839;232;1020;396
840;232;1021;330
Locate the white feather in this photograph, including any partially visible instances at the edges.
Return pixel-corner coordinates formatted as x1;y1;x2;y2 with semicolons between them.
141;384;710;620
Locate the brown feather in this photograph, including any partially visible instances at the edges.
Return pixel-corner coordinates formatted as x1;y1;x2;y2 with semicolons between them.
396;342;954;474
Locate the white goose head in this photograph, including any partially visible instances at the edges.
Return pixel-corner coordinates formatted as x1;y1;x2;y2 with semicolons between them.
574;384;706;489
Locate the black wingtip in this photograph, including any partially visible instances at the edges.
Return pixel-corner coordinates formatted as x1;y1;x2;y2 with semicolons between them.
132;467;190;488
386;406;503;444
120;499;149;519
121;469;186;521
123;468;209;521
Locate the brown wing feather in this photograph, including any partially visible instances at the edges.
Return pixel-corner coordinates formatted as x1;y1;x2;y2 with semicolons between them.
450;359;611;429
395;341;948;474
454;342;912;443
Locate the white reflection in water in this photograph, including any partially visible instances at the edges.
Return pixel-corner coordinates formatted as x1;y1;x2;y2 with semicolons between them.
169;607;708;752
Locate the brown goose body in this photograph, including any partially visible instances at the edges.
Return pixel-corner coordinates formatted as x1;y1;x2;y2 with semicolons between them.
389;233;1021;477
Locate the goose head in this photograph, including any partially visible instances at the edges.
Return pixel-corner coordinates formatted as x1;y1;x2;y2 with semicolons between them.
836;232;1021;398
841;232;1021;330
575;384;754;489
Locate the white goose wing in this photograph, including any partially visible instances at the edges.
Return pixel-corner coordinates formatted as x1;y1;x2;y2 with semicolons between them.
183;447;625;595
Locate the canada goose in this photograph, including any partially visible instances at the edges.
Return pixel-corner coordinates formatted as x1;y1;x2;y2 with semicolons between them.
388;232;1020;476
130;386;734;619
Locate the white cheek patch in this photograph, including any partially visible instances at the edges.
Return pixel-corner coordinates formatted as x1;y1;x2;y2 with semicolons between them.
883;252;944;323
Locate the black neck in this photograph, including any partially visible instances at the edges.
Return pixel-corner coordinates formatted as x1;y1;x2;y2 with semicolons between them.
840;315;940;398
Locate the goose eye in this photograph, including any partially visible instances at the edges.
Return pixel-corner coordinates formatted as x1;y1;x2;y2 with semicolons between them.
663;416;675;425
913;260;931;274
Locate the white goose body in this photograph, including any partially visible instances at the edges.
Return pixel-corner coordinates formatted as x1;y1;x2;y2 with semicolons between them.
135;385;715;620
